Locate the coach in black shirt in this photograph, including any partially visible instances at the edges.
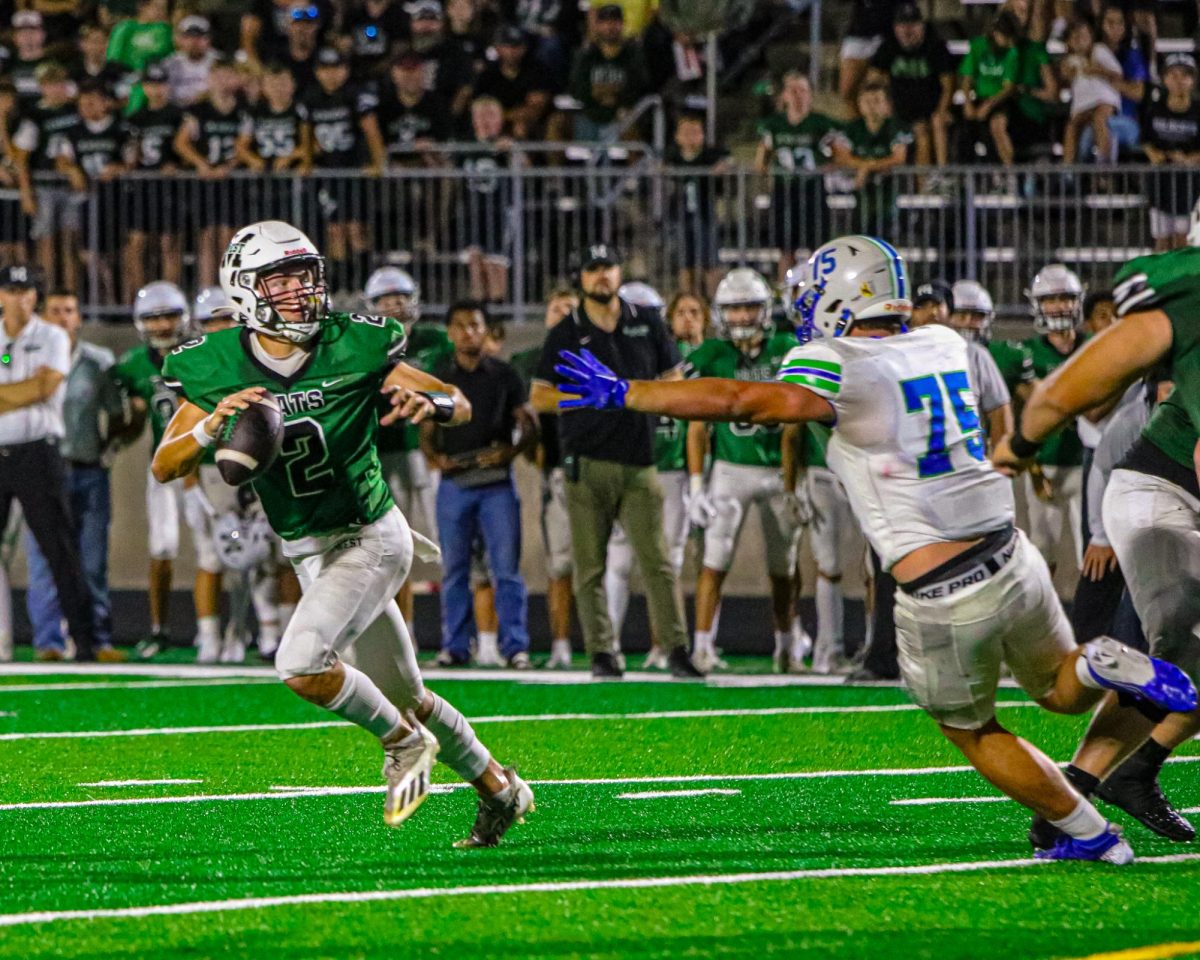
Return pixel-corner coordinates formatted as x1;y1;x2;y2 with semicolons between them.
532;245;702;678
423;301;536;668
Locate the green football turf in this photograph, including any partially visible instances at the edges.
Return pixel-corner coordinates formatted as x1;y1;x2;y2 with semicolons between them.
1;665;1198;960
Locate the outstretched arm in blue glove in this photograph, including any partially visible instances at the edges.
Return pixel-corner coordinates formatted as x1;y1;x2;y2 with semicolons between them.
554;348;836;426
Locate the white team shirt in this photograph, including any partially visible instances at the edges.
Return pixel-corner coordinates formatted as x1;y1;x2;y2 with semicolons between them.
779;324;1015;570
0;315;71;446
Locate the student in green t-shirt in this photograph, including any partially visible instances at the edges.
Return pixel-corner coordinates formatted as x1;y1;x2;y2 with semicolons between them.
958;11;1020;164
830;82;911;235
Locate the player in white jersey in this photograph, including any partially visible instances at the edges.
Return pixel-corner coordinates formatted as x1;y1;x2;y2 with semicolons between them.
551;234;1197;864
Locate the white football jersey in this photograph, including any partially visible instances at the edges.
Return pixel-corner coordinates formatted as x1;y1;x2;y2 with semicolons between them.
779;324;1015;569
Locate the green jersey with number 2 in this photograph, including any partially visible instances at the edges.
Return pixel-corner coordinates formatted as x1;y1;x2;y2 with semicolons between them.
1115;247;1200;469
162;313;408;542
688;333;797;467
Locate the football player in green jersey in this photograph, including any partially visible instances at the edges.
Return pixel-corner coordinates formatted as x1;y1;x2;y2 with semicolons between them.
997;231;1200;846
686;268;806;672
112;281;214;657
152;221;532;843
604;284;705;670
364;267;452;632
1019;265;1088;577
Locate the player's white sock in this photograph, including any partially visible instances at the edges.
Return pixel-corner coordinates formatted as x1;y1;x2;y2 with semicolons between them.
791;617;813;659
773;630;790;657
816;578;844;652
694;629;715;655
477;631;501;665
326;664;406;741
197;615;220;645
1050;798;1107;841
423;692;490;781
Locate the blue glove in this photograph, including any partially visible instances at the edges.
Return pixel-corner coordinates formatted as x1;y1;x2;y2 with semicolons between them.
554;348;629;410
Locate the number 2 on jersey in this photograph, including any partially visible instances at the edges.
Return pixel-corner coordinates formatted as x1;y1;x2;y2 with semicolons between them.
901;372;985;478
280;418;335;497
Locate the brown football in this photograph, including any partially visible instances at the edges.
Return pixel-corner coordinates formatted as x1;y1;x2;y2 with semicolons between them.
216;393;284;486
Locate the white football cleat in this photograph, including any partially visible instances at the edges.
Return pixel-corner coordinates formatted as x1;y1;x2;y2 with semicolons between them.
382;725;439;828
693;646;729;673
196;633;221;665
219;638;246;664
475;634;503;667
644;646;669;670
544;639;572;669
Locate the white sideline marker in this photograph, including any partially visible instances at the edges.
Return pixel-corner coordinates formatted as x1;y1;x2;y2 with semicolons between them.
890;796;1009;807
619;789;742;800
0;702;1043;742
2;853;1199;928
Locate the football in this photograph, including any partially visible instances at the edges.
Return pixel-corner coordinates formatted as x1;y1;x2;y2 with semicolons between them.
216;393;284;486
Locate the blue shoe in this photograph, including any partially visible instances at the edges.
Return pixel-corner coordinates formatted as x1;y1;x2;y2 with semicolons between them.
1034;824;1134;865
1083;637;1198;714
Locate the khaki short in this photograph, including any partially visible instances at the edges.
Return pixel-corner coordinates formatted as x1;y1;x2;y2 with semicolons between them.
894;529;1075;730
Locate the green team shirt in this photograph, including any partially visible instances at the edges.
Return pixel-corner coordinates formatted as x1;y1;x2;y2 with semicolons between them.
1023;335;1084;467
1115;247;1200;468
757;111;840;173
688;333;796;467
162;313;409;542
654;339;702;472
377;323;453;455
987;339;1035;393
959;35;1019;100
1015;39;1050;123
112;344;179;451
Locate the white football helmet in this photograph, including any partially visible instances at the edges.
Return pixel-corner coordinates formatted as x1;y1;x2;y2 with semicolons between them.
713;268;773;343
193;285;236;326
1189;196;1200;246
792;235;912;341
1027;264;1084;333
949;279;995;344
221;220;329;343
618;281;665;310
364;266;420;322
212;504;274;572
133;281;192;350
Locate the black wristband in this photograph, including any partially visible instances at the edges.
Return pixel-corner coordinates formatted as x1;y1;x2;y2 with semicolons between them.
1009;429;1042;459
418;391;456;423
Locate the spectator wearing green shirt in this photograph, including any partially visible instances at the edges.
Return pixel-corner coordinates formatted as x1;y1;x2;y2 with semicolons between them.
959;12;1020;165
106;0;173;70
830;82;911;235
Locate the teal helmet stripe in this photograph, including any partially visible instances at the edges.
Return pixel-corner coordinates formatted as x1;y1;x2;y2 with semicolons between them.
862;235;906;300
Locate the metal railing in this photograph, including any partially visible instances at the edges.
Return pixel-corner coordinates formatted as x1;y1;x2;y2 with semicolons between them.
3;161;1194;320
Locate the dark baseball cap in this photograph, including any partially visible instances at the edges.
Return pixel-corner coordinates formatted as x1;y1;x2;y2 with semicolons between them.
894;2;922;24
78;76;113;97
595;4;624;21
495;23;527;46
581;243;620;269
316;46;346;67
142;62;169;84
913;280;954;312
0;264;41;290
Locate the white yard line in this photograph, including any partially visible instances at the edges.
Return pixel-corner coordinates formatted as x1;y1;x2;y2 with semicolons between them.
4;757;1198;813
0;678;279;694
77;779;204;788
3;853;1199;928
890;797;1009;807
0;702;1043;742
619;789;742;800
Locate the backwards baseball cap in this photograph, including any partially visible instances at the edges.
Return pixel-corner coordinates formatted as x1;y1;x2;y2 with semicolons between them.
406;0;443;19
581;243;620;269
142;61;169;83
913;279;954;312
1164;52;1198;75
12;10;42;28
893;2;922;24
0;264;41;291
179;14;211;35
595;4;624;21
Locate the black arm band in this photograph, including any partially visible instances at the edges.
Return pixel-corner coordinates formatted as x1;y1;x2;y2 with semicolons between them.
418;391;457;423
1009;428;1043;460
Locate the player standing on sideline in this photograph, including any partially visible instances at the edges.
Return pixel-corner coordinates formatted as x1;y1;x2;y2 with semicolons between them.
365;266;452;631
946;280;1013;450
1020;265;1087;575
154;221;532;843
555;235;1197;864
995;225;1200;846
685;268;806;673
113;282;208;656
